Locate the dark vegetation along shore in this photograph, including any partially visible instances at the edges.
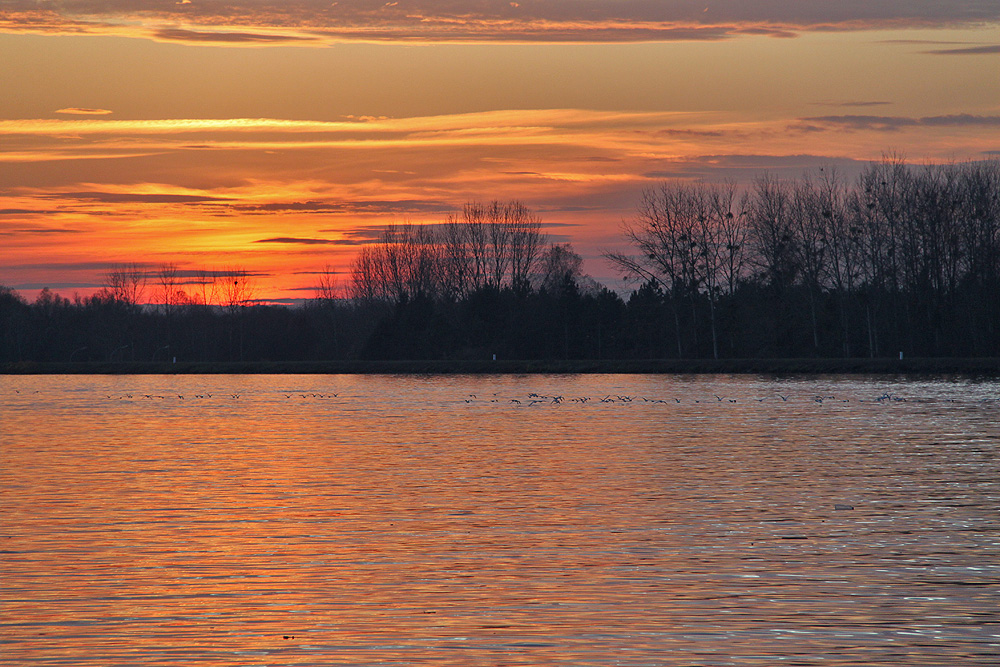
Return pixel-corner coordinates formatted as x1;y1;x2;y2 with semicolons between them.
4;358;1000;376
2;158;998;370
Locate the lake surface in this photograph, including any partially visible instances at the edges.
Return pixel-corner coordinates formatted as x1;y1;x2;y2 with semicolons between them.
2;374;998;665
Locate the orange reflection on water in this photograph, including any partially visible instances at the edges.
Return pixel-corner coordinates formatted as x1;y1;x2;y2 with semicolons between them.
2;374;998;664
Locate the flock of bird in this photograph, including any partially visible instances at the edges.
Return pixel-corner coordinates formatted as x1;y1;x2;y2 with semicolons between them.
6;388;992;405
97;391;340;401
466;390;924;406
106;392;236;400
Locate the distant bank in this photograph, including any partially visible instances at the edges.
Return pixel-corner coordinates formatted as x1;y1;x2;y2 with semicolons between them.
3;358;1000;376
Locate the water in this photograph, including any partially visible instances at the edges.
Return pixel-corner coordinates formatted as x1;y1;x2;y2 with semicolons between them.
2;374;998;665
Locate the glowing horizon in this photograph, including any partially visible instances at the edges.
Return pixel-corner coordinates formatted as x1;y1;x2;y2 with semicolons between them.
2;3;999;303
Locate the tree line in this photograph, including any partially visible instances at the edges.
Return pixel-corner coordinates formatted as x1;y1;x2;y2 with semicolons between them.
1;157;997;363
608;157;999;359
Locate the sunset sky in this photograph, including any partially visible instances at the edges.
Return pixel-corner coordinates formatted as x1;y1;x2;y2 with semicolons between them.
2;1;999;303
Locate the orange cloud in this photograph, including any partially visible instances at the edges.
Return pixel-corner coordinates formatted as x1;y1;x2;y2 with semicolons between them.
55;108;113;115
3;106;998;301
152;28;323;44
4;4;997;303
2;2;998;44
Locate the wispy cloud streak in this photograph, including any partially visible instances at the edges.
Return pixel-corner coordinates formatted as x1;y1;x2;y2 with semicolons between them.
4;106;998;301
255;236;362;245
55;108;113;115
925;44;1000;55
3;1;998;44
799;114;1000;131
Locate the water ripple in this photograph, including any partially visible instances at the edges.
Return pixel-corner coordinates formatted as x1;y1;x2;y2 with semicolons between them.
2;374;998;665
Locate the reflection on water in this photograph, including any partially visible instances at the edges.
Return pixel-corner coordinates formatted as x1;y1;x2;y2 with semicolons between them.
2;374;998;665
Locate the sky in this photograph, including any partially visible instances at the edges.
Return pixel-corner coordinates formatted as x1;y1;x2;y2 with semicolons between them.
2;1;999;303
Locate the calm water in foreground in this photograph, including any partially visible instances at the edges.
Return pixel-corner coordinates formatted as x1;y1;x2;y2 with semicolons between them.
1;374;998;666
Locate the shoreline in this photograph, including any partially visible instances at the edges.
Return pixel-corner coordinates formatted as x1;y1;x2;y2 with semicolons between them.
3;358;999;376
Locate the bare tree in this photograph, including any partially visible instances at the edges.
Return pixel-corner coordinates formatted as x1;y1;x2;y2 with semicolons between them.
349;201;546;304
219;267;258;314
407;224;442;300
504;201;544;294
103;263;147;308
155;263;182;316
463;203;491;292
537;242;584;294
379;224;440;302
98;263;147;361
350;245;387;303
316;265;342;305
485;201;513;289
957;160;1000;350
216;266;259;362
819;168;860;356
348;224;442;304
606;183;708;357
694;183;746;359
855;154;909;356
790;175;831;353
747;174;798;291
440;214;473;300
193;269;219;307
711;182;750;299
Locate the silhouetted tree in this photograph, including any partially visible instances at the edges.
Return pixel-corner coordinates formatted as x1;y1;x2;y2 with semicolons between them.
4;158;998;365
